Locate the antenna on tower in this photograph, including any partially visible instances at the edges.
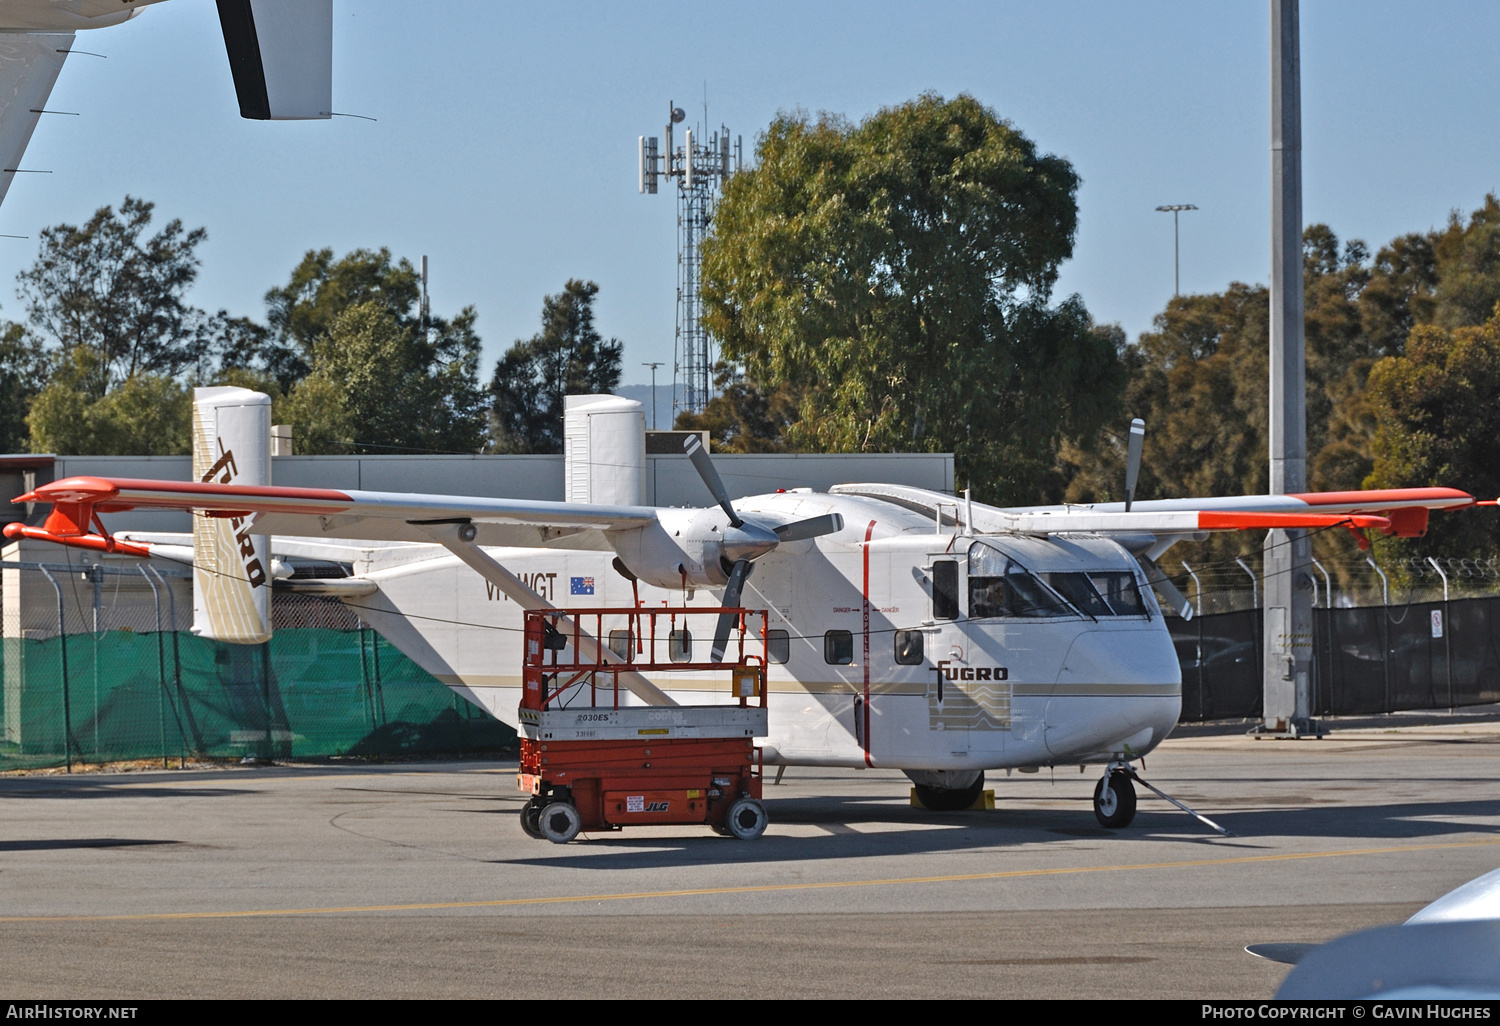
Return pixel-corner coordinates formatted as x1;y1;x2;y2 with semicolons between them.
638;99;743;419
420;255;430;338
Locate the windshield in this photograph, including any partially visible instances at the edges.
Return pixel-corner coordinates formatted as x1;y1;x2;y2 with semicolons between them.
967;542;1147;619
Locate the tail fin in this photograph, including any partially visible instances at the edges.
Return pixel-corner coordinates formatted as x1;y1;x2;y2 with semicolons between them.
191;386;272;644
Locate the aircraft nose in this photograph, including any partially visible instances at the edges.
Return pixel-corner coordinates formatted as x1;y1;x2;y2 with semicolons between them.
721;521;779;563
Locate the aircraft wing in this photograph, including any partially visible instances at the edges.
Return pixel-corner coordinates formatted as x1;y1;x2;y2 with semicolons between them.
0;31;72;207
11;476;659;548
216;0;332;120
832;483;1476;538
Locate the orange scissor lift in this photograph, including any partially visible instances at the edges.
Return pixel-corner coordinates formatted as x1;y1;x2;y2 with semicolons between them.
516;606;770;844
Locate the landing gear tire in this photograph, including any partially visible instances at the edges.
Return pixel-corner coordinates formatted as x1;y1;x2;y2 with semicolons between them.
1093;771;1137;829
913;771;985;812
724;797;768;840
519;797;544;839
538;801;582;844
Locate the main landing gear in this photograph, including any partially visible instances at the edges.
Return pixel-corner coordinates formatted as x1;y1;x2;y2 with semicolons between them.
1093;761;1233;836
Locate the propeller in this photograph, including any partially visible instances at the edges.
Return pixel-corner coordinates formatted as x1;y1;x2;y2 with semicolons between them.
684;434;741;527
1119;418;1190;619
1124;418;1145;512
681;434;844;660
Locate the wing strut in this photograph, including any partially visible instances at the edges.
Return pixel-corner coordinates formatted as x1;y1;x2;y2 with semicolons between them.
419;522;677;707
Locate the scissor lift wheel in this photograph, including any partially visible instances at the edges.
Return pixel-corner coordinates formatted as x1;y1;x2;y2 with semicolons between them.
538;801;582;844
724;797;768;840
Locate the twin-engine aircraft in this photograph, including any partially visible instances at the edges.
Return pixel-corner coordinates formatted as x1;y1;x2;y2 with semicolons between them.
7;388;1477;828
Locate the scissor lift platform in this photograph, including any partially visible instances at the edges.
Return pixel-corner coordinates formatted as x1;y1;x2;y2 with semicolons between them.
516;607;770;843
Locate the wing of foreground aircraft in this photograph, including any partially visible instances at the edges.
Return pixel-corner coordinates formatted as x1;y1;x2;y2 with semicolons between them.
0;0;332;208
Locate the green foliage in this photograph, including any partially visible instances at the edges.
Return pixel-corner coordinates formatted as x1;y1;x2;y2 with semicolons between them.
1366;304;1500;556
674;363;800;453
254;247;423;392
27;348;190;455
284;301;488;455
700;93;1123;501
489;280;623;453
0;323;44;452
18;196;214;398
1432;194;1500;329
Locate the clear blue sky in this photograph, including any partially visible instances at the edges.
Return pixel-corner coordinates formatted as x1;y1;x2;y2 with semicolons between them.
2;1;1496;386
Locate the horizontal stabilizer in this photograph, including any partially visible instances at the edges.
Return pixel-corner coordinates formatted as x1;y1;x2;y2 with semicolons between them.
216;0;331;120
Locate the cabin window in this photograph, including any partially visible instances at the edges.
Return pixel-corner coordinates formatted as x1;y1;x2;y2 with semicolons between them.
668;629;693;662
932;560;960;619
967;542;1070;618
894;629;924;665
608;630;634;659
766;629;790;664
824;629;854;665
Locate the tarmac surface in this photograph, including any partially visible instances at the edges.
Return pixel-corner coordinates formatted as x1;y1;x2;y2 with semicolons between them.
3;718;1500;999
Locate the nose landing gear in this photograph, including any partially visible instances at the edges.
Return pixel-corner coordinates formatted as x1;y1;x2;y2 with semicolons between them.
1093;761;1233;836
1093;769;1137;828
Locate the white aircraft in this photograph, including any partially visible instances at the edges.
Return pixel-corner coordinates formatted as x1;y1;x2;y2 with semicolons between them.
5;388;1477;828
0;0;332;207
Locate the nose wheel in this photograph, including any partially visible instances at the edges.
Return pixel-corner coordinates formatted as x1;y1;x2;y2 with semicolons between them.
1091;763;1234;836
1093;769;1137;829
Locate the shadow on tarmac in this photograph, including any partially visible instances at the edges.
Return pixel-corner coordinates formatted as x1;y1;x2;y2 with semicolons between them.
0;837;180;852
492;793;1500;871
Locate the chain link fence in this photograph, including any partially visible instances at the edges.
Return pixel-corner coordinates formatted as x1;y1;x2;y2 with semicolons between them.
1;561;512;771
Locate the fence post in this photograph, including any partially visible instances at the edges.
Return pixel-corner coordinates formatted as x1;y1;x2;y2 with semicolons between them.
1235;558;1259;608
1428;557;1454;712
37;567;72;773
1367;557;1391;713
148;566;188;765
139;566;168;769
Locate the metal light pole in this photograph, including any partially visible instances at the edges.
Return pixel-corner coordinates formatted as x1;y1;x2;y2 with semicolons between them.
1155;204;1198;296
642;362;664;430
1262;0;1314;737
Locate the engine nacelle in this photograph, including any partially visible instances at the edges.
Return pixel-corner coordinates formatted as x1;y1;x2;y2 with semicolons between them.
611;508;777;590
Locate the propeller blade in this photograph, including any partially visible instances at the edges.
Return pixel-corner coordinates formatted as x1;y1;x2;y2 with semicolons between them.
711;558;753;662
1124;418;1145;513
683;434;741;527
772;512;844;543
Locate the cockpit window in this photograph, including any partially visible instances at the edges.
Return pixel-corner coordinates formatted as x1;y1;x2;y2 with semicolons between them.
1041;573;1113;618
967;542;1071;619
967;542;1146;619
1087;571;1147;616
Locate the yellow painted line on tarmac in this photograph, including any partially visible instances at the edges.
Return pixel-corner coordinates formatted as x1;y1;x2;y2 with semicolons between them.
3;837;1499;924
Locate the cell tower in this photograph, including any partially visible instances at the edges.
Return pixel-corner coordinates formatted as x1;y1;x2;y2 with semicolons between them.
639;102;742;417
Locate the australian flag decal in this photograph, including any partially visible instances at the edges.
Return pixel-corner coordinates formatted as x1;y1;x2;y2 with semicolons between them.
570;576;595;595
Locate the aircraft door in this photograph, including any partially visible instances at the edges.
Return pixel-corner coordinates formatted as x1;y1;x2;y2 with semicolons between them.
925;625;969;755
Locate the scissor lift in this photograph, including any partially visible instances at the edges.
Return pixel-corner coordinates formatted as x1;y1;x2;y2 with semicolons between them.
516;606;770;843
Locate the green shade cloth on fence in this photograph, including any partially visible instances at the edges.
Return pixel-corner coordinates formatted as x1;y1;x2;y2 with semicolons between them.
1;628;514;771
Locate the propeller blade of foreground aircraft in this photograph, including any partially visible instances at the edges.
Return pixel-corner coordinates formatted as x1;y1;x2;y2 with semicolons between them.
772;513;844;542
1124;418;1144;513
683;435;741;527
711;558;754;662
